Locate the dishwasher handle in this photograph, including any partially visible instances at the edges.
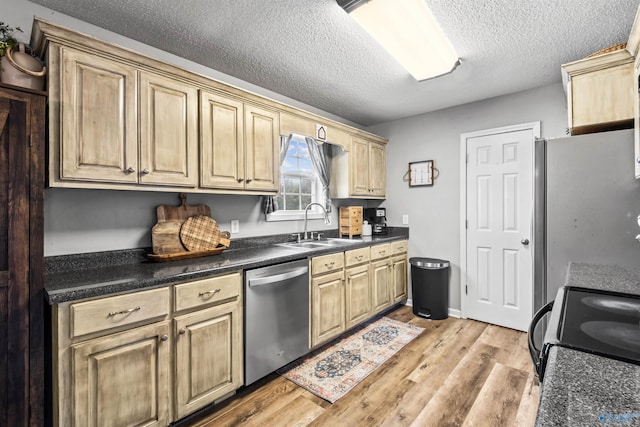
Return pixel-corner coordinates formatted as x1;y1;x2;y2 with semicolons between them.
248;266;309;287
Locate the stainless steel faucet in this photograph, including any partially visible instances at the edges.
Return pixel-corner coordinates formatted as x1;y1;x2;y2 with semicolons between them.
303;202;329;240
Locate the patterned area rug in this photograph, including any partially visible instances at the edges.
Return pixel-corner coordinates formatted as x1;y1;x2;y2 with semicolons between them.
278;316;424;403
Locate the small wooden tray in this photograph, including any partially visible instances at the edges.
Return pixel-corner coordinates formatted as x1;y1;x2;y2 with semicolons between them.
147;246;227;262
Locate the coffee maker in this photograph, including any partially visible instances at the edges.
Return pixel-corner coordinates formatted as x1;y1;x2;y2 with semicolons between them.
364;208;388;235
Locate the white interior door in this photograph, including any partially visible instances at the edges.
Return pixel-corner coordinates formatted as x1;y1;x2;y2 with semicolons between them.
462;124;537;331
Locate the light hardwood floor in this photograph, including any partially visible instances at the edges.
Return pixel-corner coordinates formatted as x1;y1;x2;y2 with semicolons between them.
190;305;539;427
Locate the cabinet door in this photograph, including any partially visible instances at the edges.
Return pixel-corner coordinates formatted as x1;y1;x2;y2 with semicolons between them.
311;271;345;347
244;104;279;191
369;141;386;197
72;321;171;427
174;301;243;419
59;47;138;183
139;71;198;187
200;91;245;189
345;263;371;329
350;136;370;196
391;255;408;303
371;259;391;313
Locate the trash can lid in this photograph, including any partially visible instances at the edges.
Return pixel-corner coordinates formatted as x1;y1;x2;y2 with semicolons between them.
409;257;450;269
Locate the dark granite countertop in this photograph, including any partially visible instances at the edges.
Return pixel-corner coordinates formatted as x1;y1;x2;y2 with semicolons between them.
535;262;640;426
45;228;409;304
536;346;640;426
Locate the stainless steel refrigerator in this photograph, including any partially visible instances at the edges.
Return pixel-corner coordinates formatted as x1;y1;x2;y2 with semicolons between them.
534;128;640;309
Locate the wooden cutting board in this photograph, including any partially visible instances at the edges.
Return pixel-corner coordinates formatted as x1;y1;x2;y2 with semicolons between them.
152;194;212;254
180;215;221;251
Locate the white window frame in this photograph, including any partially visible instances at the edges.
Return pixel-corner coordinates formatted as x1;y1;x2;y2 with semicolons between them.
266;138;328;222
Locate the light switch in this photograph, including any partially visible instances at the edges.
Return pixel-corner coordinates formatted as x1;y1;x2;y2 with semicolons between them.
231;220;240;234
402;215;409;225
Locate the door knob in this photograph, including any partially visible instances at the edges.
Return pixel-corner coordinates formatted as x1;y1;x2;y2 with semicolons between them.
521;238;530;246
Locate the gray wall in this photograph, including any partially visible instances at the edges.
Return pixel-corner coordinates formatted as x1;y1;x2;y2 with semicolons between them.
368;83;569;311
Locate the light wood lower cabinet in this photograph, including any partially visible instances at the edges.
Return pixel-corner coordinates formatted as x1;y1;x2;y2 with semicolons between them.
174;300;242;419
310;241;408;348
344;247;371;329
72;321;172;427
345;263;371;329
311;270;346;347
53;272;243;426
390;240;409;303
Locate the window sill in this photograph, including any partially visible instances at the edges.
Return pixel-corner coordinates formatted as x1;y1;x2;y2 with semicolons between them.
265;211;327;222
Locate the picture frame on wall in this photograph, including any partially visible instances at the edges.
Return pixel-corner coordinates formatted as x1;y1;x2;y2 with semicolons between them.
409;160;434;187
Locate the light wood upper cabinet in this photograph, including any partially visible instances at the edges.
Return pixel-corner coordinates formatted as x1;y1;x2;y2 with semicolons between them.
244;104;279;191
58;47;138;183
139;71;198;187
561;49;634;135
332;135;387;199
200;91;244;189
54;46;199;188
34;19;388;193
200;92;278;192
71;321;171;427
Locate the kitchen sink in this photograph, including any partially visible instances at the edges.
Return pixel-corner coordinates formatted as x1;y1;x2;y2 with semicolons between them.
275;238;361;250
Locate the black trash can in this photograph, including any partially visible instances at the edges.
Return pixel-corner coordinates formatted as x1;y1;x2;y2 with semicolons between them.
410;257;450;320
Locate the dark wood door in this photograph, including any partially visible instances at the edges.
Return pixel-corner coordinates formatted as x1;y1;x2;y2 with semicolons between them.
0;84;46;427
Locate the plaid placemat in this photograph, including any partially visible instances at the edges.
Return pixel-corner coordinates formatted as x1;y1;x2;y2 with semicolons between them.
180;215;220;251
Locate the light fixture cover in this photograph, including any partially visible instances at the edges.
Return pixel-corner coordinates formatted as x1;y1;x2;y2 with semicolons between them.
338;0;459;81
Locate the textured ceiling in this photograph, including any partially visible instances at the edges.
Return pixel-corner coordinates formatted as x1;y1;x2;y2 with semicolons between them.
30;0;640;126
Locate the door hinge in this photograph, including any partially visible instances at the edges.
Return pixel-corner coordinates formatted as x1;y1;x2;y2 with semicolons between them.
29;135;32;147
465;285;468;295
465;219;468;229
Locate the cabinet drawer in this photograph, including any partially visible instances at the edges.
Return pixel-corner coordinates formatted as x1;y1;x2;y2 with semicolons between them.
174;272;241;312
311;252;344;275
345;247;370;267
70;288;170;338
391;240;408;255
370;243;391;260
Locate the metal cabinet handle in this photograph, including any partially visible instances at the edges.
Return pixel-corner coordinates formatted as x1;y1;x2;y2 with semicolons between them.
178;328;186;335
126;167;136;174
160;335;169;342
199;288;221;297
325;261;335;268
355;255;363;261
237;178;244;183
636;157;640;164
246;178;252;183
379;250;386;255
107;306;141;317
142;168;151;175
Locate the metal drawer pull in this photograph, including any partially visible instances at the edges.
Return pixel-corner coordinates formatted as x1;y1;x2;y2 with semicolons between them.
325;261;335;268
379;250;386;255
179;328;186;335
355;255;364;260
199;288;221;297
160;335;169;342
107;306;141;317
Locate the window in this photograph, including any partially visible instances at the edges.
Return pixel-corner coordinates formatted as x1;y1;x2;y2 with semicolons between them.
266;137;326;221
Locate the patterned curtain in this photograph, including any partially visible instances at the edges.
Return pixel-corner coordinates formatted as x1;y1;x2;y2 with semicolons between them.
305;137;332;213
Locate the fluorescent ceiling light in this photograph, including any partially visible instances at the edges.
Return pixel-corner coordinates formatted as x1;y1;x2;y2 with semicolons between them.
339;0;460;81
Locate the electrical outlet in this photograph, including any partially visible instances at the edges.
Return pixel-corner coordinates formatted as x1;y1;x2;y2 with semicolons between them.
231;220;240;234
402;215;409;225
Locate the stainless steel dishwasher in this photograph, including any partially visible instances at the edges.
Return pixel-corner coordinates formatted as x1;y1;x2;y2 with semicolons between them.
244;259;309;385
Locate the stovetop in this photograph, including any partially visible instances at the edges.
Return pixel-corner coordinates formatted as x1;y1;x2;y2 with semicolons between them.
557;287;640;365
